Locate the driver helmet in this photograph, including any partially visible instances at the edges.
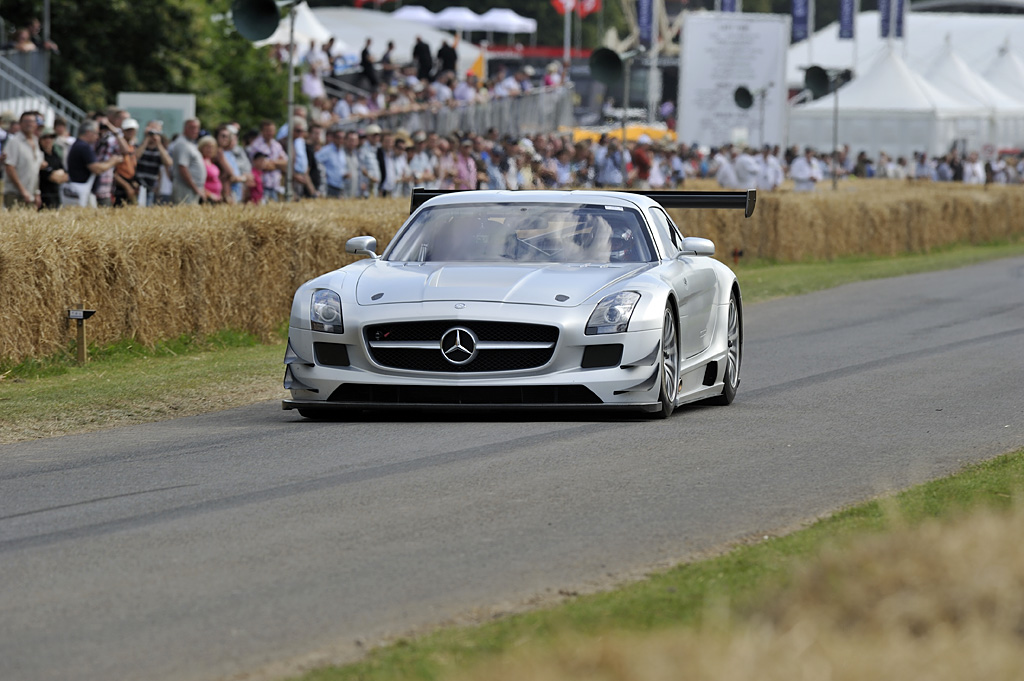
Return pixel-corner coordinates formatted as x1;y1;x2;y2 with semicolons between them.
609;227;636;261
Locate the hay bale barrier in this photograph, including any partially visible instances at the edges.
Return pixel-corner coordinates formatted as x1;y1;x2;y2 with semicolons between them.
0;200;407;364
1;184;1022;365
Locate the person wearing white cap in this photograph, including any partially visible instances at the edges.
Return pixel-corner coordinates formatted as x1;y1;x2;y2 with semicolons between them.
113;118;141;206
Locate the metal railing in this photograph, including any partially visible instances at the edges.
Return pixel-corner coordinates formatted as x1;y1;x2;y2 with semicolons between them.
0;51;86;131
335;86;573;138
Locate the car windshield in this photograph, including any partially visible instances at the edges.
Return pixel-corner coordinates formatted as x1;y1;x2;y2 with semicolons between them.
385;203;654;264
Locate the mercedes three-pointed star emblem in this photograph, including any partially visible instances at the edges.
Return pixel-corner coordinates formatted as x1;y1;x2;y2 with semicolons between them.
440;326;478;365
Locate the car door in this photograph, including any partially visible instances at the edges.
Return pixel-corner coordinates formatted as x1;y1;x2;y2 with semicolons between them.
648;208;719;357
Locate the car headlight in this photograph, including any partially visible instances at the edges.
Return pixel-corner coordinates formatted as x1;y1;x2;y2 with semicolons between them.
310;289;343;333
586;291;640;335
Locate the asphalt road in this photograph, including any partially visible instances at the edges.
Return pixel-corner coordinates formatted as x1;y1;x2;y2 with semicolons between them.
2;257;1022;681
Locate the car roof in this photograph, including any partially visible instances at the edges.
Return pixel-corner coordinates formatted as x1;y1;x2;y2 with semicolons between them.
416;189;654;212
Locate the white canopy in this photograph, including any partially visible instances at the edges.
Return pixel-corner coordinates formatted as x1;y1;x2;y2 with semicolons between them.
390;6;439;26
922;41;1024;147
789;49;990;159
253;1;334;49
982;44;1024;104
432;7;485;32
310;7;483;77
478;8;538;34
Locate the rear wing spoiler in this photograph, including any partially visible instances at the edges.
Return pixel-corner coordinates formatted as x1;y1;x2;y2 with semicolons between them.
409;188;756;218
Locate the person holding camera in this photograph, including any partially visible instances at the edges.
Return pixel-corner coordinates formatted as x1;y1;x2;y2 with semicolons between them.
134;121;172;207
92;108;134;206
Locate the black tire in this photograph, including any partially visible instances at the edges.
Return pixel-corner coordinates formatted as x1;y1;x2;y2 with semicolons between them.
709;289;741;406
653;305;679;419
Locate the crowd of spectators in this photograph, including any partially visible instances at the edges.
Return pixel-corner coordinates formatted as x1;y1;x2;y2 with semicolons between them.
703;142;1024;192
289;35;565;129
4;102;1024;211
1;18;59;54
3;27;1023;210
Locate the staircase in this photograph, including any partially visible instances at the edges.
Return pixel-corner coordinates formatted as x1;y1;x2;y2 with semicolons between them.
0;50;87;130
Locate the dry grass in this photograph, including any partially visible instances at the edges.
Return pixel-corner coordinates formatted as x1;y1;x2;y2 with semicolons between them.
452;505;1024;681
2;184;1021;364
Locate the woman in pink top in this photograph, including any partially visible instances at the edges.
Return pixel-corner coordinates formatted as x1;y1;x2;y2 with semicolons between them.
198;136;223;203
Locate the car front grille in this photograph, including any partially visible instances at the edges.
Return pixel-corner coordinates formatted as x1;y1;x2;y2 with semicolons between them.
364;320;559;373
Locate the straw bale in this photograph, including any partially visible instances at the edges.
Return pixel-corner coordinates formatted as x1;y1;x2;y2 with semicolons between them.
2;186;1022;363
0;200;408;363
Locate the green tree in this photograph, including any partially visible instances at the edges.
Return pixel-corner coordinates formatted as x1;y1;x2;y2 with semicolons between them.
2;0;288;132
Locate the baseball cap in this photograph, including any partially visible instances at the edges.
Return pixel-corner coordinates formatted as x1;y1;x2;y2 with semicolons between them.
122;118;140;130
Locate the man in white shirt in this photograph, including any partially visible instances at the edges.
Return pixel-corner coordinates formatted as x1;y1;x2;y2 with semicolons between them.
962;151;986;185
733;146;760;190
789;146;823;192
756;145;783;191
712;145;738;190
3;111;44;209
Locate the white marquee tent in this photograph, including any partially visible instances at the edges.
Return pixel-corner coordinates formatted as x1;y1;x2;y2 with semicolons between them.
982;44;1024;104
788;49;989;159
253;1;335;50
787;11;1024;84
922;41;1024;148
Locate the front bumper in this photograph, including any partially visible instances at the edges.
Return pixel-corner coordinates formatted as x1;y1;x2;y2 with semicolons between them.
283;300;667;412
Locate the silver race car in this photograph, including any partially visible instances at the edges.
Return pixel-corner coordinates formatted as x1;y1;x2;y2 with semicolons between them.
283;188;754;418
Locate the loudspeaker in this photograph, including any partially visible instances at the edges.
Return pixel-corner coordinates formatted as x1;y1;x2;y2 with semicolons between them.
232;0;281;41
804;66;831;99
734;86;753;109
589;47;624;87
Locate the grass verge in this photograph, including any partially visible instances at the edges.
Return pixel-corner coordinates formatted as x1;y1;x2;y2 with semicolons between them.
289;448;1024;681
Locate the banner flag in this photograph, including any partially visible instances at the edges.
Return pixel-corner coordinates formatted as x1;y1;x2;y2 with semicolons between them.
791;0;808;42
576;0;601;18
638;0;653;46
839;0;854;39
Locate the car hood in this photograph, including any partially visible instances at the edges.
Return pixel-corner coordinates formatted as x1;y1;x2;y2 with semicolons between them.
354;262;650;307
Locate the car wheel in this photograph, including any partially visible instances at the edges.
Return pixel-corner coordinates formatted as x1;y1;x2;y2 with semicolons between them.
709;290;741;405
654;305;679;419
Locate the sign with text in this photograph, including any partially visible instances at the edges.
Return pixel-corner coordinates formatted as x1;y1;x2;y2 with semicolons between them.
677;13;790;149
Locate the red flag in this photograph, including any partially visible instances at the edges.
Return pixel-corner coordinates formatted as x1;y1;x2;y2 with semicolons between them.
576;0;601;17
551;0;575;16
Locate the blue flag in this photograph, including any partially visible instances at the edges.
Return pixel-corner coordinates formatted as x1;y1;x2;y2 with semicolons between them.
839;0;854;39
879;0;890;37
638;0;653;46
721;0;737;11
792;0;808;43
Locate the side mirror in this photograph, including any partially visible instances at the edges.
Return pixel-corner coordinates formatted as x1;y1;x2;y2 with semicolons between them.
680;237;715;257
346;236;378;259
